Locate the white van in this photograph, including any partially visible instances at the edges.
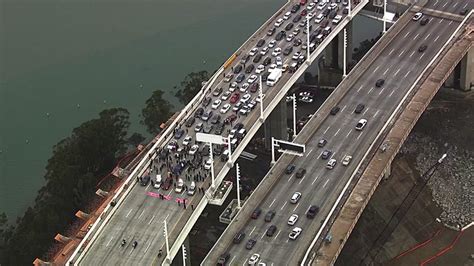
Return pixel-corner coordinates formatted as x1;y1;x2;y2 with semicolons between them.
175;178;184;193
187;181;196;196
153;174;162;189
266;69;282;87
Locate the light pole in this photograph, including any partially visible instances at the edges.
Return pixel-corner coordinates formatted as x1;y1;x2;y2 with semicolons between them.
209;142;215;188
292;93;297;140
163;220;170;262
348;0;352;18
306;14;311;63
259;75;264;121
271;137;276;164
227;135;232;165
343;28;347;78
383;0;387;34
181;244;187;266
236;163;241;209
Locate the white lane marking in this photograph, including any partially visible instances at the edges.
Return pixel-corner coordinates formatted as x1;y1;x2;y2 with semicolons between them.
138;210;145;219
357;86;363;93
368;87;374;94
357;133;362;140
414;33;420;39
144;241;152;253
403;31;410;38
334;128;341;136
147;182;151;190
106;236;114;247
126;209;133;218
269;198;276;208
287;174;293;183
404;70;411;78
424;32;431;41
261;232;266;239
324;126;330;134
374;65;381;72
373;110;380;118
434;0;438;6
389;89;395;97
280;202;287;210
442;1;448;7
383;68;389;75
308;148;313;155
249;226;256;236
293;203;300;212
409;51;415;58
449;20;453;25
420;53;425;60
298;175;306;184
434;35;440;43
453;2;458;8
438;18;443;24
394;68;401;76
166;190;172;196
363;107;370;115
345;130;352;138
398;49;405;57
129;248;134;255
311;175;320;185
322;179;330;188
230;256;236;265
275;230;281;239
463;3;468;9
341;105;346;112
378;87;385;95
388;49;395;55
149;215;155;225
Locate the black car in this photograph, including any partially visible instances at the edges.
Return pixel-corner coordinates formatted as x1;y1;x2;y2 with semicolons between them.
194;107;204;118
233;231;245;244
202;97;211;107
251;208;261;219
293;38;302;47
213;87;223;96
329;10;337;19
210;114;221;124
307;205;319;218
240;54;251;65
217;253;230;266
295;168;306;178
292;14;302;23
213;144;224;155
460;9;468;15
283;46;294;55
257;39;266;47
418;44;428;53
330;106;340;115
318;139;327;147
262;72;271;82
215;123;224;135
267;27;276;36
185;116;195;127
264;210;276;222
343;6;349;14
375;79;385;87
291;3;300;13
233;64;243;74
139;175;150;186
263;57;272;66
236;73;246;83
322;8;330;17
420;18;429;25
354;103;365;113
203;124;214;133
245;239;257;250
233;122;244;130
245;64;255;74
286;164;296;174
174;129;185;139
266;225;277;237
275;30;286;41
285;23;294;31
253;54;263;63
321;149;332;160
200;145;210;156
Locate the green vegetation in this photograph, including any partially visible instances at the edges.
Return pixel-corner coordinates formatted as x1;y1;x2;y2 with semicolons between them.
0;108;130;265
174;70;210;105
141;90;174;135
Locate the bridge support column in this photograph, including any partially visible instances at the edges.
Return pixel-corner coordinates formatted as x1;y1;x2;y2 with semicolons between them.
459;46;473;91
264;98;288;149
75;210;91;220
324;21;353;71
95;188;109;198
54;233;72;244
382;162;392;180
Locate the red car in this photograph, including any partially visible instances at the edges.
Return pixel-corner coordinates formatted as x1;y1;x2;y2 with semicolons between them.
250;83;259;93
300;0;307;5
300;9;307;16
224;114;238;125
230;93;240;104
161;176;173;190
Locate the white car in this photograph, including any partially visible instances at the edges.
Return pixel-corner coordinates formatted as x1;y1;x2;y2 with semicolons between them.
211;99;222;109
283;11;292;20
332;15;342;24
326;158;337;169
307;2;316;10
342;155;352;166
413;12;423;21
268;39;277;48
317;1;327;9
240;93;251;103
249;47;259;56
189;144;199;155
329;3;337;10
256;94;265;103
220;103;231;113
221;91;231;101
286;34;294;42
269;63;277;70
282;64;289;72
292;28;301;35
272;47;282;56
204;159;212;170
182;135;192;146
289;227;302;240
194;122;203;132
247;75;258;84
307;12;315;19
288;214;299;225
292;51;301;60
355;119;368;131
290;192;302;204
175;179;184;193
255;64;265;74
240;83;250;92
274;18;284;27
260;46;269;55
248;253;260;265
315;13;324;23
276;57;283;66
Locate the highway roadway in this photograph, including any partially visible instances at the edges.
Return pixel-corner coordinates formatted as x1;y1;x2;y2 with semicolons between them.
205;1;472;265
78;0;361;264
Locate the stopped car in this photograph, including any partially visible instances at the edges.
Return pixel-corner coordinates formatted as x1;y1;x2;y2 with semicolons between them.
221;91;231;101
251;208;262;219
247;74;258;84
289;227;302;240
236;73;246;83
272;47;282;56
213;87;223;96
354;103;365;113
204;159;212;170
220;103;231;114
290;192;302;204
194;107;204;118
185;116;195;127
189;144;199;155
306;205;319;218
266;225;277;236
342;155;352;166
182;135;192;146
217;253;230;266
210;114;221;124
288;214;299;225
318;139;327;147
274;18;284;27
295;168;306;178
174;129;185;139
211;99;222;109
224;114;237;125
255;64;265;74
321;149;332;160
292;14;302;23
265;210;276;222
201;110;213;121
194;122;203;132
246;239;257;250
420;17;429;25
267;27;276;36
249;48;258;56
233;64;243;74
245;64;255;74
257;38;266;47
355;119;368;130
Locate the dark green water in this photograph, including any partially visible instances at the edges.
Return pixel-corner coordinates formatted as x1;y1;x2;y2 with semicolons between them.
0;0;380;220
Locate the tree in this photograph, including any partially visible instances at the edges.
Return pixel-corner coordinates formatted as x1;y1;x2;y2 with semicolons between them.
141;90;173;135
174;71;210;104
128;133;145;147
